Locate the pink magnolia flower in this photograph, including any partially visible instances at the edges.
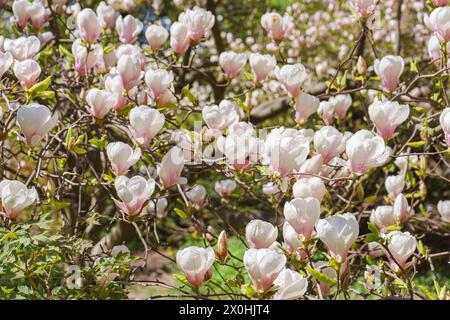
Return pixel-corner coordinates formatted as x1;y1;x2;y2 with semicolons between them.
274;63;308;97
219;51;247;79
214;179;236;197
72;39;104;76
4;36;41;61
0;179;38;218
104;74;127;110
0;52;13;79
178;7;215;42
14;59;41;88
245;219;278;249
284;197;321;240
106;142;141;176
329;94;352;119
261;12;293;41
176;246;215;287
129;105;165;147
368;99;410;140
425;7;450;42
144;69;174;104
116;15;143;44
292;178;326;203
86;88;117;120
244;248;286;292
170;22;190;55
273;269;308;300
157;146;187;188
12;0;32;28
96;1;118;29
314;126;346;163
77;8;101;44
374;55;404;92
16;103;58;146
386;231;417;269
114;175;155;216
116;54;142;90
249;53;276;83
350;0;378;19
440;108;450;146
186;184;207;209
370;205;396;232
145;25;169;50
294;92;319;122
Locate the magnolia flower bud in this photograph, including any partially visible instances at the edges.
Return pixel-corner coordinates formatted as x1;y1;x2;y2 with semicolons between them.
385;175;405;198
178;7;215;42
243;248;286;292
294;92;319;122
314;126;345;163
316;213;359;262
368;99;410;140
14;59;41;89
387;231;417;269
249;53;276;83
0;179;38;218
318;101;335;125
96;1;118;29
145;68;174;104
273;269;307;300
292;178;326;203
425;7;450;43
217;230;228;260
145;25;169;50
261;12;293;41
0;52;13;79
77;8;101;44
117;54;142;90
114;176;155;216
440;108;450;146
357;55;367;75
116;15;143;44
85;88;117;120
370;206;396;232
346;130;390;174
245;219;278;249
329;94;352;119
106;142;141;176
374;55;404;92
170;22;190;55
284;197;321;241
4;36;41;61
157;146;187;188
16;103;58;146
437;200;450;223
274;63;308;97
176;246;215;287
72;39;104;76
219;51;247;79
186;184;207;209
129;106;165;147
394;193;412;224
214;179;236;197
350;0;378;19
12;0;31;28
282;222;305;259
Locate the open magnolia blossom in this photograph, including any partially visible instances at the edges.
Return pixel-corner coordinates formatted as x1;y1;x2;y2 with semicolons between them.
368;99;410;140
13;59;41;89
129;105;165;147
370;206;396;232
185;184;207;209
214;179;236;198
244;248;286;292
328;94;352;120
219;51;247;79
440;108;450;146
16;103;58;147
437;200;450;223
294;92;320;122
96;1;118;29
106;142;141;176
145;24;169;50
374;55;404;92
86;88;117;120
72;39;104;76
4;36;40;61
316;213;359;263
0;52;13;79
273;269;308;300
114;176;155;216
116;15;143;44
77;8;101;44
0;179;38;218
245;219;278;249
386;231;417;270
292;178;326;203
385;175;405;198
284;197;321;241
261;12;293;41
202;103;238;135
350;0;378;19
274;63;308;97
176;246;215;287
178;7;215;42
249;53;276;83
314;126;346;164
157;146;187;188
425;7;450;43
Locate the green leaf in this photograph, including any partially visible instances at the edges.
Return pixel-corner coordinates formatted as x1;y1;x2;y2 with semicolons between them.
74;147;87;155
28;76;51;94
385;225;401;232
174;208;188;218
59;44;73;59
306;266;336;285
365;233;381;243
407;141;426;148
367;222;380;236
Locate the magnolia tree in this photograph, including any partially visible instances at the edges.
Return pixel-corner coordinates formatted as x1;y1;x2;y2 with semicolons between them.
0;0;449;300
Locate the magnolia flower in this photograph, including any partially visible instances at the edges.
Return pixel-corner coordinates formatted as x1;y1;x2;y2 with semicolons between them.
77;8;101;44
312;261;336;296
428;35;450;63
145;24;169;50
273;269;307;300
274;63;308;97
262;182;280;196
13;59;41;89
147;197;169;218
295;154;323;179
346;130;390;174
16;103;58;146
28;1;50;30
4;36;40;62
0;52;13;79
186;184;207;209
425;7;450;43
106;142;141;176
244;248;286;292
440;108;450;146
294;92;319;122
316;213;359;262
263;128;309;177
350;0;378;19
374;55;404;92
178;7;215;42
38;32;55;46
245;219;278;249
114;176;155;216
12;0;31;28
129;106;165;147
104;74;127;110
72;39;104;76
249;53;276;83
432;0;450;7
282;222;304;258
385;175;405;197
261;12;293;41
318;101;335;125
394;193;413;224
329;94;352;119
0;179;38;218
314;126;345;163
86;88;117;120
387;231;417;269
284;197;321;241
214;179;236;197
292;178;326;203
394;153;419;176
145;69;174;104
437;200;450;223
117;54;142;90
219;51;247;79
176;246;215;287
202;104;238;134
368;100;410;140
157;146;187;188
170;22;190;55
96;1;118;29
370;206;396;231
115;44;144;66
116;15;143;43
